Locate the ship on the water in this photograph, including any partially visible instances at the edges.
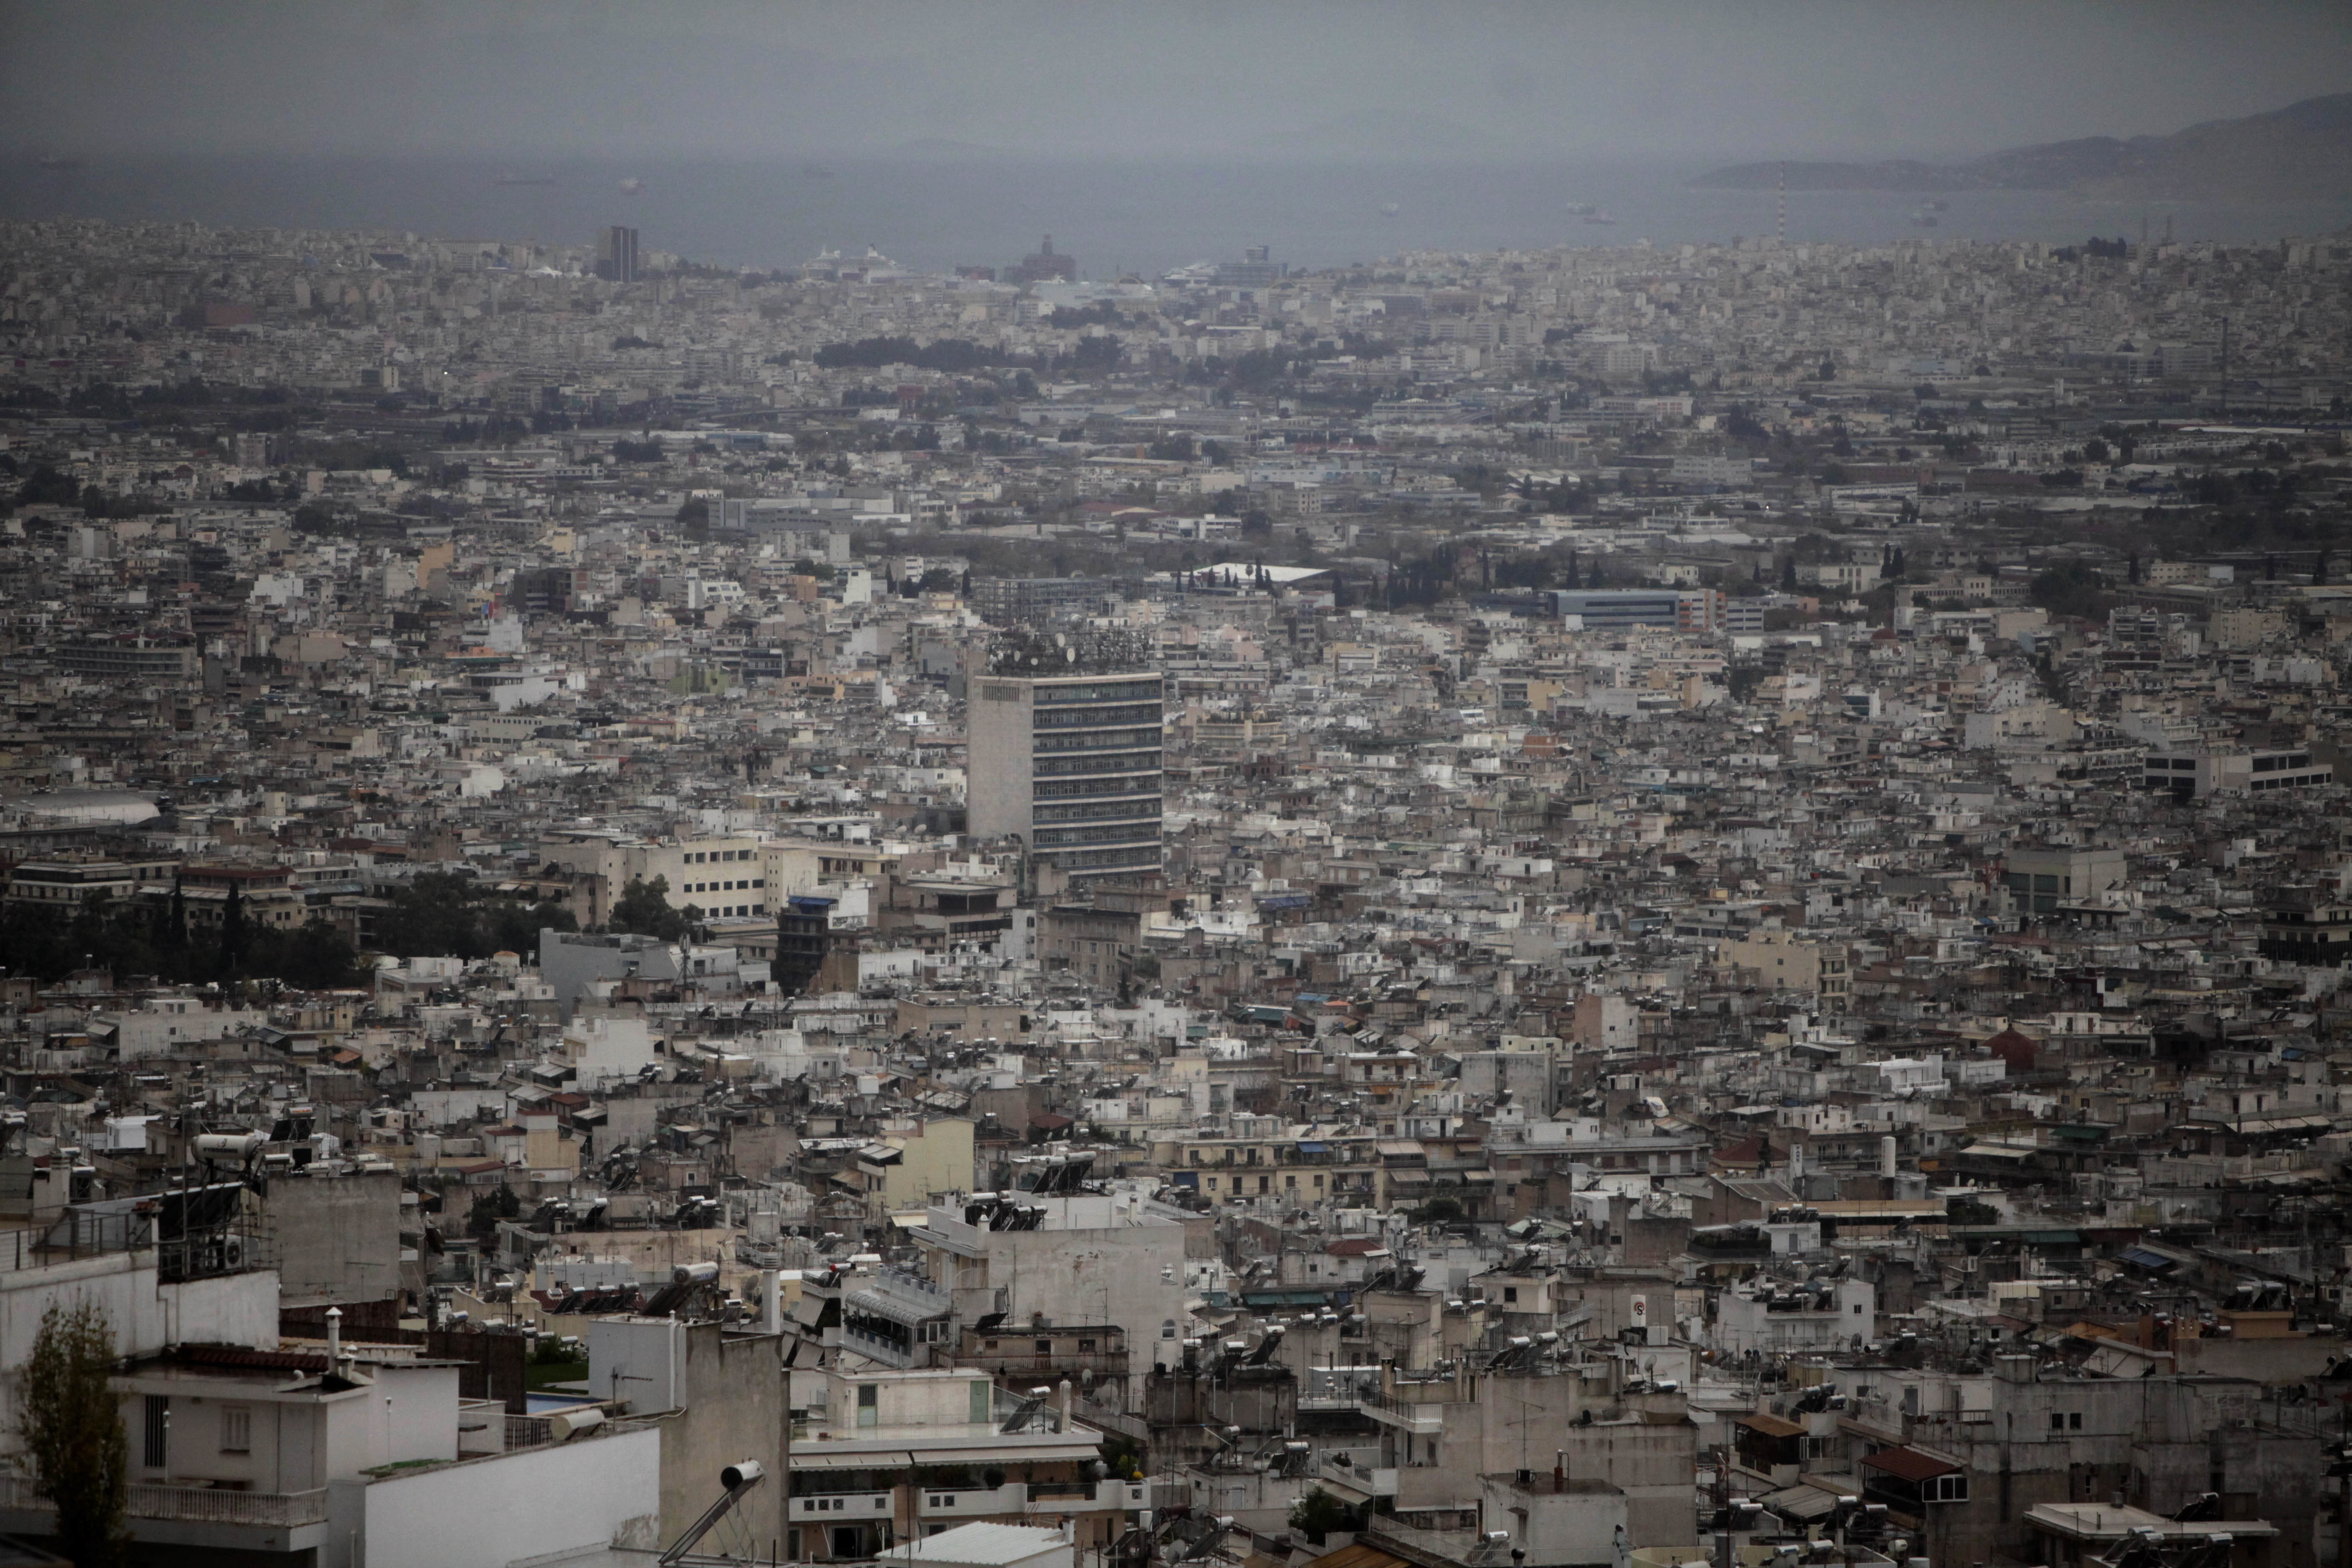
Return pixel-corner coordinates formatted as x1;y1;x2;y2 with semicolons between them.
1563;201;1597;215
619;177;644;195
494;173;557;187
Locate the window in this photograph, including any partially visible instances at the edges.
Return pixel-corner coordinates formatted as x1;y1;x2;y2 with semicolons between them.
1036;1338;1053;1355
1853;1303;1864;1315
144;1395;168;1468
1503;1287;1519;1304
1930;1474;1968;1503
2069;1412;2082;1430
220;1406;252;1454
857;1384;878;1428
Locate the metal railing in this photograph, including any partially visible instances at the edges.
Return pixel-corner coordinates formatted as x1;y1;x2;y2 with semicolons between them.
127;1483;329;1527
505;1413;556;1449
0;1473;328;1529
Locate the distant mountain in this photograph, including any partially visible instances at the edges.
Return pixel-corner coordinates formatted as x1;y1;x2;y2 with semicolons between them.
1692;92;2352;201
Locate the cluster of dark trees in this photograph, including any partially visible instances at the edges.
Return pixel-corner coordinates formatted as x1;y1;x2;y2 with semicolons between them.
371;870;578;960
0;868;595;992
0;885;360;992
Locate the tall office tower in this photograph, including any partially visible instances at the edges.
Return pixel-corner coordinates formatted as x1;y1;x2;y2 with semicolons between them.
967;631;1163;882
596;225;639;283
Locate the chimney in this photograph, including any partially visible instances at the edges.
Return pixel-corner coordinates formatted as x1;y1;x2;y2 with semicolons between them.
325;1306;343;1367
763;1268;784;1330
1057;1378;1073;1432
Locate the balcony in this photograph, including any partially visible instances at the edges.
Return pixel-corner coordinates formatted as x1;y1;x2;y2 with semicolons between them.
0;1471;330;1529
1318;1453;1398;1500
127;1482;330;1528
918;1483;1028;1519
791;1491;895;1522
1024;1481;1140;1514
1358;1387;1448;1435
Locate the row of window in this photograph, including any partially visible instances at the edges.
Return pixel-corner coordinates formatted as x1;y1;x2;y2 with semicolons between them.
1034;824;1164;849
1033;680;1163;706
1033;751;1162;779
1033;727;1163;754
683;848;757;863
683;877;763;894
1032;797;1163;824
1032;702;1164;730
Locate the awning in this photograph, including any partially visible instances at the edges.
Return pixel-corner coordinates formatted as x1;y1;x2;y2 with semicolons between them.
789;1440;1101;1470
1760;1485;1837;1522
1298;1142;1330;1154
1738;1413;1808;1439
1860;1446;1960;1483
846;1288;946;1329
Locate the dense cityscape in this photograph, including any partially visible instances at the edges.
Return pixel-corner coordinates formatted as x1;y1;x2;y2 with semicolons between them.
2;197;2351;1568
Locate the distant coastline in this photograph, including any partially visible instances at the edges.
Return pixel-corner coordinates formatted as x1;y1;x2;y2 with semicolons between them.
1692;91;2352;203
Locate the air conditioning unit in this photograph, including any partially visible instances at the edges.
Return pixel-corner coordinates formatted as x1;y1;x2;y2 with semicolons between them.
221;1235;248;1270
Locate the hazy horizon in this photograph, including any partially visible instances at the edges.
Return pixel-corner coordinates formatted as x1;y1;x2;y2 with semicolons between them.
4;0;2351;170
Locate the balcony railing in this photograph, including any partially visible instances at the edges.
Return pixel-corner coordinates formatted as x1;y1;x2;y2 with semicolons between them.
503;1411;558;1449
0;1473;330;1529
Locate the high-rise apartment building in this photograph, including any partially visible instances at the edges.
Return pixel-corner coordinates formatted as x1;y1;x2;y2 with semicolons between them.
596;225;639;283
968;659;1164;881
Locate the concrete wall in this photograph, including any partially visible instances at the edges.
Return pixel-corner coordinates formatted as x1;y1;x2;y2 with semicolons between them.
269;1169;402;1308
990;1224;1187;1406
0;1255;279;1461
341;1425;662;1568
883;1120;977;1213
965;679;1034;842
655;1324;797;1545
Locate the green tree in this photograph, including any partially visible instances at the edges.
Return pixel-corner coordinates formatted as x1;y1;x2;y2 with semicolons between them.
466;1185;523;1240
1289;1488;1360;1545
376;870;487;959
18;1302;131;1568
609;876;691;941
279;920;360;990
217;882;248;977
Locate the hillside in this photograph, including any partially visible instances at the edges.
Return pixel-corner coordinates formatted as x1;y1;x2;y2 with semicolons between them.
1692;92;2352;201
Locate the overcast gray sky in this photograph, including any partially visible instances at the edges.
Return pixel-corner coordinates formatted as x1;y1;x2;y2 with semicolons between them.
5;0;2349;164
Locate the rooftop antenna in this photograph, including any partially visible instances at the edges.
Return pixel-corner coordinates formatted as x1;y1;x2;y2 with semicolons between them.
1777;161;1787;245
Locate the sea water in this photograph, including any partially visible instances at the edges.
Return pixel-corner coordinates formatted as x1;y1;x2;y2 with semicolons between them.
6;154;2348;275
